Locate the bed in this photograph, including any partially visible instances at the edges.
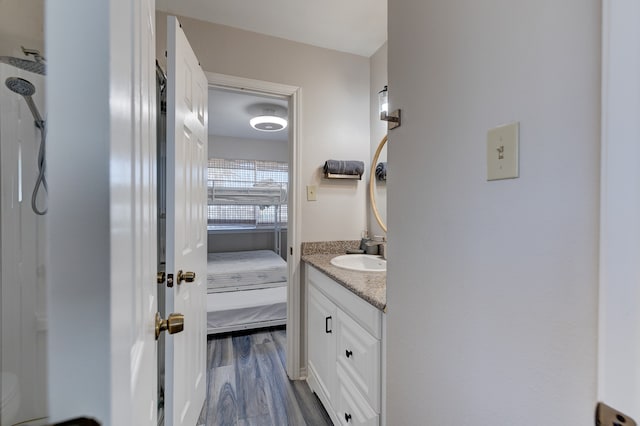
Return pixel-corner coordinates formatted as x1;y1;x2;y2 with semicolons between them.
208;181;287;256
209;183;288;205
206;249;287;334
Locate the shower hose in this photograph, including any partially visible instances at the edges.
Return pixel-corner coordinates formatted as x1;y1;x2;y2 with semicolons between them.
32;120;47;215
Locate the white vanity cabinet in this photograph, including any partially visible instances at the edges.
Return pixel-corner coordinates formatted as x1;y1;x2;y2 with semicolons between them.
306;264;384;426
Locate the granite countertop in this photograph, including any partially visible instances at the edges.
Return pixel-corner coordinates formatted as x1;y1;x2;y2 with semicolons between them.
301;242;386;311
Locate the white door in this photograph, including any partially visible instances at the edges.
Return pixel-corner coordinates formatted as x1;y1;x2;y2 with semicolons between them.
598;0;640;422
307;282;338;405
46;1;158;424
131;0;159;424
165;15;209;426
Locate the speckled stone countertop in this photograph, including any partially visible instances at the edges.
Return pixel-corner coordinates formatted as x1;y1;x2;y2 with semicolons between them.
301;241;386;312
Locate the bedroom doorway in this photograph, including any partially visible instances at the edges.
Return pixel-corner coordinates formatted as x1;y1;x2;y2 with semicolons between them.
204;73;303;379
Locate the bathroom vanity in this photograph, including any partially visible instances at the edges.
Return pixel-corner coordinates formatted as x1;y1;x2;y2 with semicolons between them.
302;249;386;426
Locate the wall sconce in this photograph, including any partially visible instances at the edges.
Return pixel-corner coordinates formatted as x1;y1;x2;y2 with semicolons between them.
378;85;401;130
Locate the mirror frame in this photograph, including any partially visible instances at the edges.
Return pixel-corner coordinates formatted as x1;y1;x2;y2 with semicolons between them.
369;135;388;232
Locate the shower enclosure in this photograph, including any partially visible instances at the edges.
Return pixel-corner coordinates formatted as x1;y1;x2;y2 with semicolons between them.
0;53;48;425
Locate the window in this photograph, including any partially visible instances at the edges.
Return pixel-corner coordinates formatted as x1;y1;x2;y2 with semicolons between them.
207;158;288;229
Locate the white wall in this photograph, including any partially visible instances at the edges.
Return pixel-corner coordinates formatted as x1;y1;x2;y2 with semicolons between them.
157;13;371;242
209;135;288;162
47;1;113;421
368;43;387;237
387;1;600;424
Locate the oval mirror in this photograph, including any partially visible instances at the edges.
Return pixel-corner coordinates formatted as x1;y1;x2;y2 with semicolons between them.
369;135;388;232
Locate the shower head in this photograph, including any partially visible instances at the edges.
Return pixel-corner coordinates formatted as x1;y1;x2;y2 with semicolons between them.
5;76;35;96
5;77;44;126
0;56;45;75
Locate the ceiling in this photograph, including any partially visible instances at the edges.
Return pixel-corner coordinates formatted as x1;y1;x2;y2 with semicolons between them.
170;1;387;142
156;0;387;57
208;88;288;142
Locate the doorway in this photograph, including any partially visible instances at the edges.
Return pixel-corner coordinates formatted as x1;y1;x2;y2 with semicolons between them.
205;72;303;380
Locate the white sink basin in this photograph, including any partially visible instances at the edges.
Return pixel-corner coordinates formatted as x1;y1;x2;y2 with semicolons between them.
330;254;387;272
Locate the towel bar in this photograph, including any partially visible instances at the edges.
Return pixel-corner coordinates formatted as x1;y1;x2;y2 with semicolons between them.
323;172;362;180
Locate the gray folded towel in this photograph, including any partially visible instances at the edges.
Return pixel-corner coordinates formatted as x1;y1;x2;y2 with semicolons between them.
323;160;365;177
375;162;387;181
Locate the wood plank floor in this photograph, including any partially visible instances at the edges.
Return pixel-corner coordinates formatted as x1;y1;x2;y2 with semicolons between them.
197;327;333;426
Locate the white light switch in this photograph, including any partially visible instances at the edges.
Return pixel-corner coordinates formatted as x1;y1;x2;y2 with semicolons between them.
487;122;519;181
307;185;317;201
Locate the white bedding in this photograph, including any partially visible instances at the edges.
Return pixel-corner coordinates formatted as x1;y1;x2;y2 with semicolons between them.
207;286;287;334
207;250;287;293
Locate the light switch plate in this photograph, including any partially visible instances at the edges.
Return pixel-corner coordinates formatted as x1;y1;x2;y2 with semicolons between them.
487;122;519;181
596;402;637;426
306;185;317;201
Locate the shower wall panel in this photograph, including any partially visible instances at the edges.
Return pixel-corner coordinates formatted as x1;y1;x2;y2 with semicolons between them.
0;62;47;424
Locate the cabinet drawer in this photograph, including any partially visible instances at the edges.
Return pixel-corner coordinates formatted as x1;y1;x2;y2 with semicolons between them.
336;364;379;426
337;309;380;411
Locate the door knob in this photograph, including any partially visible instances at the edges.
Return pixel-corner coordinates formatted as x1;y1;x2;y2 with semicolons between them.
177;270;196;284
155;312;184;340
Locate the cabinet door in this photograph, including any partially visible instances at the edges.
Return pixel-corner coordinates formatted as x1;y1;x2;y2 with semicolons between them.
308;283;338;405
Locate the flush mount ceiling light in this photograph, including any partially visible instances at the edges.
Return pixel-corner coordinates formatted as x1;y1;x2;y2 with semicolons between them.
249;104;288;132
250;115;288;132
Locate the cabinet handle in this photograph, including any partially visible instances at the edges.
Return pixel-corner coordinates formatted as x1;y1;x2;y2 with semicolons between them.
345;349;353;358
325;316;332;333
345;413;352;422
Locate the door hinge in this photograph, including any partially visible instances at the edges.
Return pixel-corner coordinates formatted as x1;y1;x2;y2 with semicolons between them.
596;402;637;426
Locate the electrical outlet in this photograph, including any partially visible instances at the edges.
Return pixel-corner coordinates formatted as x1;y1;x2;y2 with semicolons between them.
487;122;519;181
596;402;637;426
306;185;317;201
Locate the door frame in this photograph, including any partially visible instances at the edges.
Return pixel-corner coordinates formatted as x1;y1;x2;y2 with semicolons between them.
598;0;640;419
204;72;304;379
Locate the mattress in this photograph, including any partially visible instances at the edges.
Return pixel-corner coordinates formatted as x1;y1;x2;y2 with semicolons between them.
207;286;287;333
207;250;288;293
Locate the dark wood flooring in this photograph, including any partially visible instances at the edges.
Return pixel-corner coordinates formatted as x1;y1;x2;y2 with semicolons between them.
197;327;333;426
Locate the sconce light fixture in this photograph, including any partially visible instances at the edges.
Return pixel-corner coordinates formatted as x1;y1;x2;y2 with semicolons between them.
250;105;288;132
378;85;401;130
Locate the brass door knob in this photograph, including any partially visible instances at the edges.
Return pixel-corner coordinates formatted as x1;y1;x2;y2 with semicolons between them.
177;270;196;284
155;312;184;340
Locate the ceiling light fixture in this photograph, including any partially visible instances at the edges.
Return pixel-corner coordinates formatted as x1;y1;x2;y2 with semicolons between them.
250;115;288;132
250;105;288;132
